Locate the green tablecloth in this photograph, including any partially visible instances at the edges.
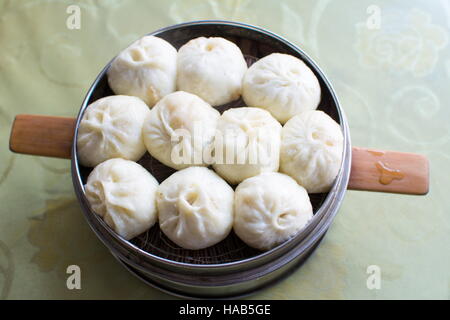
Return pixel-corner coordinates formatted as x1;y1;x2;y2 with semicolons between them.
0;0;449;299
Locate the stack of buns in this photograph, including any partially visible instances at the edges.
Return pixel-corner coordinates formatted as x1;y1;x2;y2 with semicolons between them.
78;35;343;251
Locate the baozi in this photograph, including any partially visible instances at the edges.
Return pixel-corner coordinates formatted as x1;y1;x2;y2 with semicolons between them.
234;172;313;251
157;167;234;250
107;35;177;107
177;37;247;106
280;110;344;193
213;107;281;184
242;53;321;123
77;95;150;167
85;158;159;240
142;91;220;170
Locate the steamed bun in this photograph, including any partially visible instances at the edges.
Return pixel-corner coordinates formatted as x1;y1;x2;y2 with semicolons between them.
234;172;313;251
157;167;234;250
107;35;177;107
242;53;321;123
77;95;150;167
177;37;247;106
280;110;343;193
213;107;281;184
142;91;220;170
85;158;159;240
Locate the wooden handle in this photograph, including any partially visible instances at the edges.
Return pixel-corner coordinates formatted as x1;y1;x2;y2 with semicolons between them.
9;114;76;159
9;115;429;195
348;147;429;195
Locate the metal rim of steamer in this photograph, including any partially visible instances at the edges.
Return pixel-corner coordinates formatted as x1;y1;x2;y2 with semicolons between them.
71;20;352;298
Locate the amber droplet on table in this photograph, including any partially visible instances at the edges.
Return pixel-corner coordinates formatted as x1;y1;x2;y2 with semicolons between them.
375;161;405;185
367;149;385;157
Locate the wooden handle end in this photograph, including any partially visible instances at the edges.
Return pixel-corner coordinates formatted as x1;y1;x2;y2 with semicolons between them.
348;147;429;195
9;114;76;159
